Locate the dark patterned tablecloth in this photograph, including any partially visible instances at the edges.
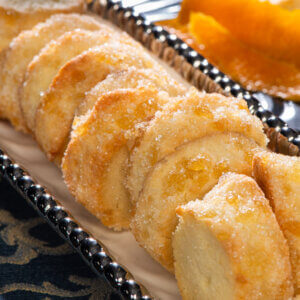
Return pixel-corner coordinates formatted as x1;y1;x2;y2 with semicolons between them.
0;177;120;300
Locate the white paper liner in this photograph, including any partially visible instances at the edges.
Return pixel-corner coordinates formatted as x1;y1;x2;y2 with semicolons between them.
0;120;181;299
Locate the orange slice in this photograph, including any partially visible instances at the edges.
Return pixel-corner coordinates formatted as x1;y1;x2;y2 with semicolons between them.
163;14;300;100
178;0;300;68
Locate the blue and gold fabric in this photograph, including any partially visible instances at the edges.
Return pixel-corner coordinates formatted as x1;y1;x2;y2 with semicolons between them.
0;178;118;300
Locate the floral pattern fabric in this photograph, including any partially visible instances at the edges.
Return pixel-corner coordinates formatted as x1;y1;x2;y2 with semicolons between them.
0;177;118;300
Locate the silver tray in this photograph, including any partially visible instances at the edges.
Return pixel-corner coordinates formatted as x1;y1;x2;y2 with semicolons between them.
1;1;299;300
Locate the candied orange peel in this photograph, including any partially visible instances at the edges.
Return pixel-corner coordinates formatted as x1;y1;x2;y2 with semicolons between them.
189;13;300;100
178;0;300;67
160;0;300;101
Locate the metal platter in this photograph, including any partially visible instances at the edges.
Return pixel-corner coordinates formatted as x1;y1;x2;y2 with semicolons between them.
0;1;299;300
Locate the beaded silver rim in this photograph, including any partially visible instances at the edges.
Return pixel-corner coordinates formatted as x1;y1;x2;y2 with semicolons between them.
93;0;300;148
0;150;152;299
